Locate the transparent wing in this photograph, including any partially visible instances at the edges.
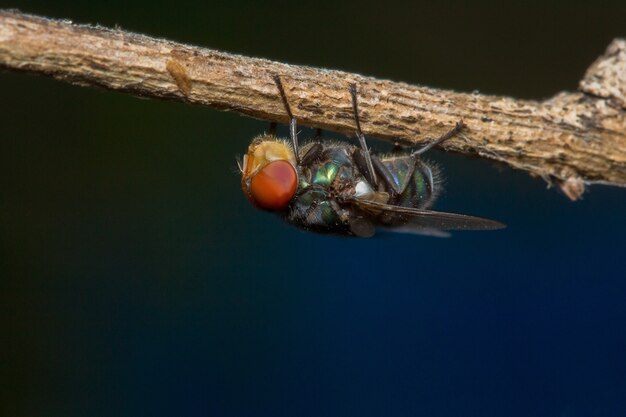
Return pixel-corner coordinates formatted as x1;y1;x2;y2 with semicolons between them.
352;198;505;231
379;225;452;238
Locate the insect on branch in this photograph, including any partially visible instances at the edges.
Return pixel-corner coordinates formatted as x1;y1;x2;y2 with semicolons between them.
1;10;625;200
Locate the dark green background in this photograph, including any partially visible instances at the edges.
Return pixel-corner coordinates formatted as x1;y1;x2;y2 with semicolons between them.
2;1;626;416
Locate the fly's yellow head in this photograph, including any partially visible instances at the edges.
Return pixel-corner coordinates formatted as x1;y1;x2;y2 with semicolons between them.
240;135;298;211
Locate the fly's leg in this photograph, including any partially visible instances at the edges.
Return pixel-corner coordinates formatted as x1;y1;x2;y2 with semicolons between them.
300;143;324;167
273;75;300;164
350;83;378;187
353;149;378;188
411;121;465;156
298;129;324;166
267;122;277;136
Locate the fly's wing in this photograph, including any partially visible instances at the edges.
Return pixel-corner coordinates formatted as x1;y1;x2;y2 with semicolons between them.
351;198;505;232
379;225;452;238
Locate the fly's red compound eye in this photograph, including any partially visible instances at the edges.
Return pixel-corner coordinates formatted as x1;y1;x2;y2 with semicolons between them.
249;160;297;211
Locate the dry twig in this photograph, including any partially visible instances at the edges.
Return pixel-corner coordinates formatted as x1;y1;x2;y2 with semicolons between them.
1;10;625;200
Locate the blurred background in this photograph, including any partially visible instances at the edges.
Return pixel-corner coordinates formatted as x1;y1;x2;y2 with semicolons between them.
2;1;626;416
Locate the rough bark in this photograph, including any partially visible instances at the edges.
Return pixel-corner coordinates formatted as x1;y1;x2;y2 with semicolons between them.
1;10;625;200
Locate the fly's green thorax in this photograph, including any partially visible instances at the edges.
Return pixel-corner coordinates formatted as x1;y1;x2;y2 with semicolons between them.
288;147;356;233
312;162;339;186
309;148;353;186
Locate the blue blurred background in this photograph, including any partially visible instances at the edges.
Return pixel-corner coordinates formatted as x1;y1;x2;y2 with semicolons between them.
2;1;626;416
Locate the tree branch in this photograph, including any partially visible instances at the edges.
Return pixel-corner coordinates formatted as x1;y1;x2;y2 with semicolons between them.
1;10;625;200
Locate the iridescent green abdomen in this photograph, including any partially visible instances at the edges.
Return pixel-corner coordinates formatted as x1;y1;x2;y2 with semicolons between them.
380;155;439;209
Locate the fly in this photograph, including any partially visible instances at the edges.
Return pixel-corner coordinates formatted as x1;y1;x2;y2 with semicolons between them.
239;75;505;237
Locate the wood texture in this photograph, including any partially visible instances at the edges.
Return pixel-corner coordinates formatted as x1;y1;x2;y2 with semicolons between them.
1;10;625;200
